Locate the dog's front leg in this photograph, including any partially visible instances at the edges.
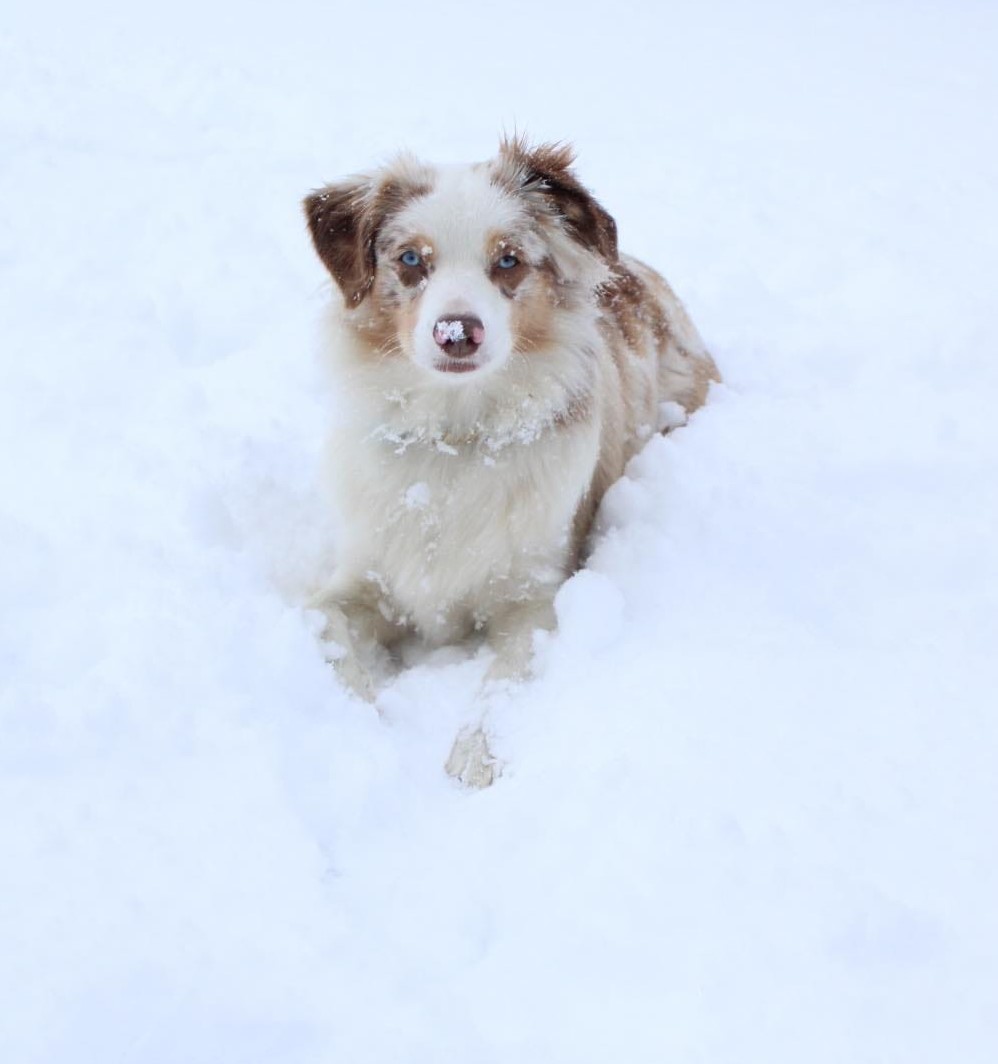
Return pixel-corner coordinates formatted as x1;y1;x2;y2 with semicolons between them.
312;585;400;701
445;594;558;788
484;595;558;684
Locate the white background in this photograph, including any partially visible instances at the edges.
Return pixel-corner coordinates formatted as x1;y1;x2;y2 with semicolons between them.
2;2;996;1061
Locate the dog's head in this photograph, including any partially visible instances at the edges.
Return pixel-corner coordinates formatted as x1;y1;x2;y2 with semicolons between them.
304;138;617;381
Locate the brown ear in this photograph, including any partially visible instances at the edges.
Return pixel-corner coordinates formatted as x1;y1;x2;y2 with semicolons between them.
303;178;378;307
499;137;619;263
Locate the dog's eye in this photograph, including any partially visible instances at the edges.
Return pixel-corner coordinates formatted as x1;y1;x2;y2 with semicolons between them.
496;254;519;269
400;250;422;267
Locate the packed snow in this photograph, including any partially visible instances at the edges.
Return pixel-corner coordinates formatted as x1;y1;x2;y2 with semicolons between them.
2;2;997;1062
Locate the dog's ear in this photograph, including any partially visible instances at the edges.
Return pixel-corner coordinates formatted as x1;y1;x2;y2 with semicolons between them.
303;178;378;307
499;137;618;263
304;162;433;307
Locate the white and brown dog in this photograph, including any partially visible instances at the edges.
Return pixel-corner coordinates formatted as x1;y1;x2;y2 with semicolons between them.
304;138;718;785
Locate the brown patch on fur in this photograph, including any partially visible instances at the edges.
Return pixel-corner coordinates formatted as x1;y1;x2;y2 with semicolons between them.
491;259;529;297
599;263;670;352
348;300;404;357
569;489;599;571
398;263;426;288
494;136;619;262
487;236;530;298
304;175;430;307
511;262;561;353
599;256;721;425
395;239;432;289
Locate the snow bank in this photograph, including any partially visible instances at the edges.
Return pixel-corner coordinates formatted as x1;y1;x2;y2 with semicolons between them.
1;2;997;1061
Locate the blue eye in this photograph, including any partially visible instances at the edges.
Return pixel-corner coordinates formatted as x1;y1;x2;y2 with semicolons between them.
400;250;422;267
497;253;519;269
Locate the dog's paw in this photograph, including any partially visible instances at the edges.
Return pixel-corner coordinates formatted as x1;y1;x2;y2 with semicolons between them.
323;643;377;702
445;726;502;789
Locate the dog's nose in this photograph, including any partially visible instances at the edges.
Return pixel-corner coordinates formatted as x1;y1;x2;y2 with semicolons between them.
433;315;485;358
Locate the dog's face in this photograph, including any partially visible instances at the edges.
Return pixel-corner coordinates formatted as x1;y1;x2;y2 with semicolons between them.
304;139;618;382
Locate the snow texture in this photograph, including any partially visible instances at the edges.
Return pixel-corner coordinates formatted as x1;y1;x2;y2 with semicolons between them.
1;2;997;1062
434;319;467;342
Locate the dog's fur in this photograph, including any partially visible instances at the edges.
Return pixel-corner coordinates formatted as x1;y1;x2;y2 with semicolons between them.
304;138;718;784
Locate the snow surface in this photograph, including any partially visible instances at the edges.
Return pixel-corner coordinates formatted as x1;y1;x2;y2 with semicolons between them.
2;2;997;1062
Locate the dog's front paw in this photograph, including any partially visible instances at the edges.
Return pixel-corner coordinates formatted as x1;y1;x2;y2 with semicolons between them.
445;726;501;789
315;600;382;702
322;642;377;702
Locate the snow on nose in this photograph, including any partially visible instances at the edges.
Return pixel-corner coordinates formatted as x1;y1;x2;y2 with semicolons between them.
433;316;485;356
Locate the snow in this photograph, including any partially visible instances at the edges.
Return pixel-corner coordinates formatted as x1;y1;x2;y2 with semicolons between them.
434;319;468;342
2;2;997;1062
404;482;431;510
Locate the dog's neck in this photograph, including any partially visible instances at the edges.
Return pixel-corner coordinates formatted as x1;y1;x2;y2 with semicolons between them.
367;390;594;456
336;334;600;455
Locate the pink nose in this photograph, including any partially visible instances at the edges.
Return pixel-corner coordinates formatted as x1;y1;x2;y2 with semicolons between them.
433;315;485;358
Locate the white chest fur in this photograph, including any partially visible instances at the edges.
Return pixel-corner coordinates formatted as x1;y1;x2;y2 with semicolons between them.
328;412;600;643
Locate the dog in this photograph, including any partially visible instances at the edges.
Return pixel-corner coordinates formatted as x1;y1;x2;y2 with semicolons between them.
304;137;719;786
